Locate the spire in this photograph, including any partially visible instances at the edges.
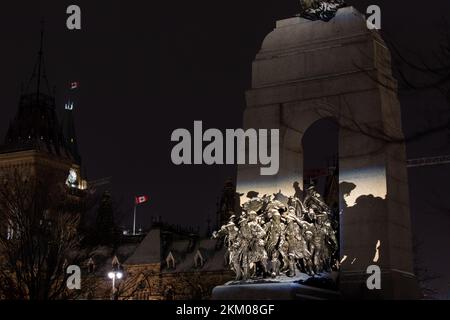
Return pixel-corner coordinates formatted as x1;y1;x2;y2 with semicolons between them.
26;19;51;98
0;22;74;161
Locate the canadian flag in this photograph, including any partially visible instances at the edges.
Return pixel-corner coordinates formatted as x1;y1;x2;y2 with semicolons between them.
135;195;149;205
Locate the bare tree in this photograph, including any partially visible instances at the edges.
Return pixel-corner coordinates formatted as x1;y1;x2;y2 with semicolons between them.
114;268;223;300
0;169;92;299
113;269;158;300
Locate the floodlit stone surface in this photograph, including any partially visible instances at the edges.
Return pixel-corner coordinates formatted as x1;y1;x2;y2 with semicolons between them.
236;7;419;299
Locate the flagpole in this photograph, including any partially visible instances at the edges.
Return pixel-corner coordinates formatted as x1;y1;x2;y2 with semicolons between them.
133;204;137;235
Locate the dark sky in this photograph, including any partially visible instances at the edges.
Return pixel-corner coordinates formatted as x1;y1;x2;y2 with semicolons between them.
1;0;449;297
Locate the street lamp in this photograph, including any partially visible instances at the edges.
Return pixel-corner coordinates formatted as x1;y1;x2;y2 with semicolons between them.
108;257;123;300
108;270;123;299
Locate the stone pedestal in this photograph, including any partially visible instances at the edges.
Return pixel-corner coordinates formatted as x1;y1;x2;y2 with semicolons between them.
212;275;340;300
236;7;419;299
212;282;340;300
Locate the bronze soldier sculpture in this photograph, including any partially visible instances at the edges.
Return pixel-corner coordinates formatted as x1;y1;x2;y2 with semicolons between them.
212;182;339;280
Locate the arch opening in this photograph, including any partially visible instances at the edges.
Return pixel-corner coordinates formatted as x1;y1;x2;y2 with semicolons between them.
302;117;339;213
302;117;340;274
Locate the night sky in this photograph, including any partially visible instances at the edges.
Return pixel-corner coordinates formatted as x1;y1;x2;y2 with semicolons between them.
0;0;449;297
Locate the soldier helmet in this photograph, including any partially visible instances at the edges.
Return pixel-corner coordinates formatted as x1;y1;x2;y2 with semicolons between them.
315;213;327;222
225;221;235;228
271;210;281;217
238;217;247;224
269;208;279;215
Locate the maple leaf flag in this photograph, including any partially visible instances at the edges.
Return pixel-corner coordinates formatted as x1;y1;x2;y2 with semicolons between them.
135;195;148;205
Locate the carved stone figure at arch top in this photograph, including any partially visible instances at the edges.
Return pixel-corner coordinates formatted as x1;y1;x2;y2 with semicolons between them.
299;0;347;22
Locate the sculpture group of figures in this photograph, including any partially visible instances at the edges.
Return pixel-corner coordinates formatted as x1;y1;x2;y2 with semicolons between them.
299;0;347;22
213;184;339;281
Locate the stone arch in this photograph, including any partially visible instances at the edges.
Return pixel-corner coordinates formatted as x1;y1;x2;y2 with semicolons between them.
236;7;419;298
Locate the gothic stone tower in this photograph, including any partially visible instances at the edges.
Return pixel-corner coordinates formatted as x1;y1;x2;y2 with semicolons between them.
236;7;419;299
0;27;83;188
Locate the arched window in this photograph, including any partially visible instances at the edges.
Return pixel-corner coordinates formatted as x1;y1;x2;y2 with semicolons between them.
166;252;175;269
194;250;204;268
87;257;95;274
137;279;147;290
164;286;174;300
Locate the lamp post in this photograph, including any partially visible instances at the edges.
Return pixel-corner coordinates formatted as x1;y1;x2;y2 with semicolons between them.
108;270;123;300
108;261;123;300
